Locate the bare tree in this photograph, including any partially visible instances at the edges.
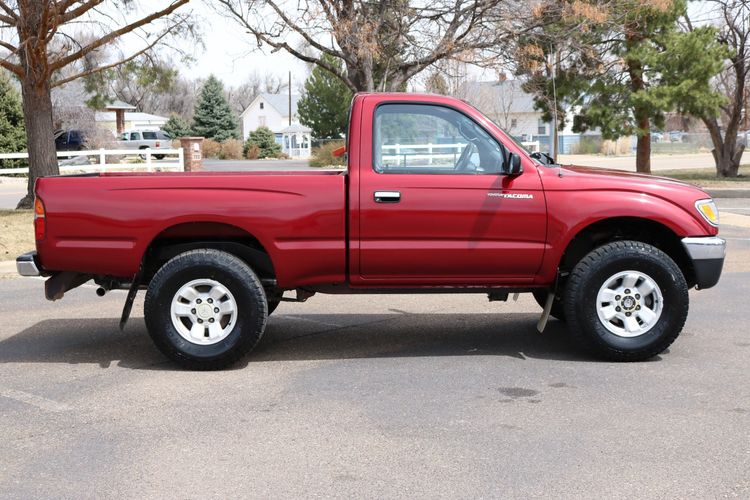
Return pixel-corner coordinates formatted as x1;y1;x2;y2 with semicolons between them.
0;1;194;208
226;71;288;116
685;0;750;177
215;0;527;93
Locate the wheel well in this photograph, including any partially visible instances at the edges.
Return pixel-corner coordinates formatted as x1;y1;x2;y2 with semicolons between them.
142;222;276;285
560;217;695;287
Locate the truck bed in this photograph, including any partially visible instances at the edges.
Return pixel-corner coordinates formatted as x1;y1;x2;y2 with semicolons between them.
35;171;348;287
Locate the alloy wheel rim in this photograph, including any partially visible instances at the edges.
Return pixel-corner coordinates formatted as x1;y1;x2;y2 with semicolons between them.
170;278;238;345
595;270;664;338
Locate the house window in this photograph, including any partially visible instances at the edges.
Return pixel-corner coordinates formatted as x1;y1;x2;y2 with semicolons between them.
537;118;547;135
511;118;518;129
258;116;266;126
259;102;264;110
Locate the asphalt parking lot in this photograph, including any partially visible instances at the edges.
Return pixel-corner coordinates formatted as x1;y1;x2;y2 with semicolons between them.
1;204;749;498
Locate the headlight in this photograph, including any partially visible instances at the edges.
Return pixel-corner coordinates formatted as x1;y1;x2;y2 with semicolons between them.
695;199;719;227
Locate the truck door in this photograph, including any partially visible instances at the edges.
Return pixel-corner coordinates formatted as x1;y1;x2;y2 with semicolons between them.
353;101;547;286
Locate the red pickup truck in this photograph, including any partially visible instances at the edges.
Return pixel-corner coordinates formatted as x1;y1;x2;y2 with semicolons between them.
17;93;725;369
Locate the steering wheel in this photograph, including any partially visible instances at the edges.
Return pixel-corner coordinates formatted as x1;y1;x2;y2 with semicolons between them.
455;142;474;172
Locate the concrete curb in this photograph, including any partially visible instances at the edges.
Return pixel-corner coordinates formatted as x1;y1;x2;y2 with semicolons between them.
704;188;750;198
0;176;26;184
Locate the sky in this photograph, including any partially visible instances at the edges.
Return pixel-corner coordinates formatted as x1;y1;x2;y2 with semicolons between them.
182;2;311;88
167;0;714;90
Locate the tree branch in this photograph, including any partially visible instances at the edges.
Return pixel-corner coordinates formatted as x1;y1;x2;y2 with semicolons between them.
48;0;188;72
50;21;178;88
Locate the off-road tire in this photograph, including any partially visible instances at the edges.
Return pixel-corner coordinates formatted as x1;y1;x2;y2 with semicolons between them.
564;240;689;361
144;249;267;370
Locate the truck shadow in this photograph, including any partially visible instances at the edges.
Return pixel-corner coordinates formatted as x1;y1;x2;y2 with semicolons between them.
0;313;639;370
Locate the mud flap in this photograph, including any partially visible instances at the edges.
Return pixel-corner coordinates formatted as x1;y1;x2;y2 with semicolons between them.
536;292;555;333
119;268;143;331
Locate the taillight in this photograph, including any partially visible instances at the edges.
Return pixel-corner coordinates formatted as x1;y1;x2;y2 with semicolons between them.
34;197;46;241
155;141;161;148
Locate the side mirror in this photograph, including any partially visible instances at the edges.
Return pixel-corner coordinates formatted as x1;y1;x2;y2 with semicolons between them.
506;153;523;175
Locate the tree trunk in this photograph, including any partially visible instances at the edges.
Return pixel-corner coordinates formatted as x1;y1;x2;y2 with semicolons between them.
634;110;651;174
705;116;743;178
17;78;59;209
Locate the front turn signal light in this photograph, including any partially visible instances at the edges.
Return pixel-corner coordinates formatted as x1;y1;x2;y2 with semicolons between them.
695;199;719;227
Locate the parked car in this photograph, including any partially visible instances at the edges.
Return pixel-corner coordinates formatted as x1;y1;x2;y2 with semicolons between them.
54;129;86;151
650;131;664;143
668;130;685;143
116;129;172;159
17;93;725;370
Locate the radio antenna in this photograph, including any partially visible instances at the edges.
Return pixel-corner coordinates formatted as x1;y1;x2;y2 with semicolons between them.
550;45;562;177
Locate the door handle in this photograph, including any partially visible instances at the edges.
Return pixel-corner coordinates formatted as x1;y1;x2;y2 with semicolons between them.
374;191;401;203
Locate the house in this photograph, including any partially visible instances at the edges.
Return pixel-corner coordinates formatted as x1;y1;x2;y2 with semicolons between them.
240;93;312;158
94;111;169;133
459;79;585;154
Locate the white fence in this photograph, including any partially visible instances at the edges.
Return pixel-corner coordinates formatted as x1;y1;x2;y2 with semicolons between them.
382;141;542;166
0;148;184;175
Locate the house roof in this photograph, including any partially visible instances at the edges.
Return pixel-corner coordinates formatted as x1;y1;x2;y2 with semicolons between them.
104;100;137;110
280;123;311;134
241;93;301;118
95;111;168;122
460;80;538;114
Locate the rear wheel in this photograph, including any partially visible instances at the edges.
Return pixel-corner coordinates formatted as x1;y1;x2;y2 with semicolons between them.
144;249;268;370
564;240;688;361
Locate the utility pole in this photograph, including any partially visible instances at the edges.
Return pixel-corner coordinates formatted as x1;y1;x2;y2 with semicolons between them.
288;71;292;126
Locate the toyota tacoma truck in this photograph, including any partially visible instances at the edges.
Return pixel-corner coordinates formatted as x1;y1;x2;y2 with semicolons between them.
17;93;726;369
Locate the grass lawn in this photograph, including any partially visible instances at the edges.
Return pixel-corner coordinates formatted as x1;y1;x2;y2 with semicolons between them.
0;210;34;260
656;165;750;188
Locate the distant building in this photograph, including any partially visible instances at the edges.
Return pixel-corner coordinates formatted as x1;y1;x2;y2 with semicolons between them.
460;80;588;154
240;93;312;158
95;111;168;133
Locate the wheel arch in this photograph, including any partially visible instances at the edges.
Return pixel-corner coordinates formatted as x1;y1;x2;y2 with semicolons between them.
557;216;695;287
141;221;277;285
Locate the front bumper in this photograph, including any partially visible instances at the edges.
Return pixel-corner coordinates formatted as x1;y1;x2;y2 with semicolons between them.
16;251;41;277
681;236;726;289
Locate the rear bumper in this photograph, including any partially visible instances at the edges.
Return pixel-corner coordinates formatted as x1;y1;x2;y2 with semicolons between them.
16;251;41;277
681;236;726;289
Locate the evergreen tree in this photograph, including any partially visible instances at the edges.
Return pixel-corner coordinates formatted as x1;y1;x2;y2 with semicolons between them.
0;74;27;164
298;55;353;139
191;75;239;141
516;0;726;173
162;114;192;138
245;126;281;158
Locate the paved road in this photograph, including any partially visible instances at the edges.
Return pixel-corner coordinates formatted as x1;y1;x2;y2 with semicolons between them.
1;215;749;497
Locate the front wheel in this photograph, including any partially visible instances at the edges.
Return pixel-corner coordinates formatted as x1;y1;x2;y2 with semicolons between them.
564;241;688;361
144;249;268;370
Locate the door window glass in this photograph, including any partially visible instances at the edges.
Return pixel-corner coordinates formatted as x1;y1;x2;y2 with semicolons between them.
373;104;506;174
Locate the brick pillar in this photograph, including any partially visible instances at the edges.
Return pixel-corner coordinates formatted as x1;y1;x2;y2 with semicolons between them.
180;137;204;172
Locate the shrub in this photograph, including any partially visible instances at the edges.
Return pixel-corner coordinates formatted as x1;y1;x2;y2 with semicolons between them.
244;126;281;159
202;138;221;159
219;139;243;160
309;140;346;168
245;144;260;160
569;136;602;155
